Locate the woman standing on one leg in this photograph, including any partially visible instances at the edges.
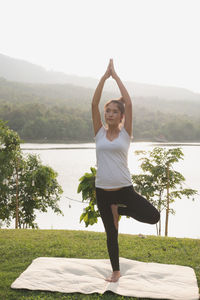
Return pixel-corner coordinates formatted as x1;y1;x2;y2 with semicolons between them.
92;59;160;282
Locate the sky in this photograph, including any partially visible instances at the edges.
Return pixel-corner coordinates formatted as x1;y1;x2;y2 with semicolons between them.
0;0;200;93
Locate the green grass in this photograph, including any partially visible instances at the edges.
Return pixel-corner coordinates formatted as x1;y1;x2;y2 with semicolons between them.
0;229;199;300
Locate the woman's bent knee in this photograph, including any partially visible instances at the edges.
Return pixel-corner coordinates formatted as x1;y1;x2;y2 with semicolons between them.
150;210;160;224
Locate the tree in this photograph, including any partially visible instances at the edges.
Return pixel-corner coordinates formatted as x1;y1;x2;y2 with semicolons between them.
78;147;198;237
0;120;63;228
77;167;99;227
0;120;21;226
132;147;197;236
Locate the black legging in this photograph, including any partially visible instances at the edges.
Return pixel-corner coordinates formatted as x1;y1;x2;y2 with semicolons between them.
96;185;160;271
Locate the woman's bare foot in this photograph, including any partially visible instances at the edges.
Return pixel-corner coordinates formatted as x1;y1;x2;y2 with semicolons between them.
106;271;121;282
111;204;119;230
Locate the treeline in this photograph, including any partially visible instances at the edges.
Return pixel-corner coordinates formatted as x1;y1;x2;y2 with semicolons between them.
0;102;93;141
0;78;200;142
1;101;200;142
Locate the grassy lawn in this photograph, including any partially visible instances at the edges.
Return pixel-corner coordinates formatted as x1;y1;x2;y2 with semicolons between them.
0;229;199;300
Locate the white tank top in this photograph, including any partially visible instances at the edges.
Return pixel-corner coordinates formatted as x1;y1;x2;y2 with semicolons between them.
95;126;132;189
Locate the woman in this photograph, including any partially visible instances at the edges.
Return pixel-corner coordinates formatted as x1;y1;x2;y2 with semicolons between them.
92;59;160;282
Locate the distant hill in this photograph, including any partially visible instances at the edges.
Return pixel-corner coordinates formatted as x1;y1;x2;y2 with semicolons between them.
0;53;200;102
1;77;200;118
1;64;200;142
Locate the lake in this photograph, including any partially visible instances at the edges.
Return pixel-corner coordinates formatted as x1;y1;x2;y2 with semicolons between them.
20;142;200;239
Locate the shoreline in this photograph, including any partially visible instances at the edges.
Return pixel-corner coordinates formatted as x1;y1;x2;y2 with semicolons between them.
22;139;200;144
20;140;200;151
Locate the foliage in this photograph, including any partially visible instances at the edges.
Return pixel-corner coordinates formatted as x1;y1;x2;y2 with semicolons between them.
13;154;63;228
132;147;198;236
0;120;22;224
77;167;99;227
1;79;200;142
0;120;63;228
78;148;198;236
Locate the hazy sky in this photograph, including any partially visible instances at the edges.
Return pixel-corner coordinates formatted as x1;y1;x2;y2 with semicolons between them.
0;0;200;93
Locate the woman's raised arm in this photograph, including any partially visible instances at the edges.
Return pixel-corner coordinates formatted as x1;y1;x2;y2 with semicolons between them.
110;59;132;136
92;60;111;136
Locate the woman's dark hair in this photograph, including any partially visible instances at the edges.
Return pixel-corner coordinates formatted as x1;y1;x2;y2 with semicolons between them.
104;98;125;116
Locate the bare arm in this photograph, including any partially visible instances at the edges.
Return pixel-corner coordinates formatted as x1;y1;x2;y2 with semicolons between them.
110;59;132;136
92;60;111;135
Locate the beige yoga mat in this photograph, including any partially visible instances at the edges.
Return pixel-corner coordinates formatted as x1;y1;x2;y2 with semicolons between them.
11;257;199;300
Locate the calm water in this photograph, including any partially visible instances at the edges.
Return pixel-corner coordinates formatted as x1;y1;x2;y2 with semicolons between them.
20;142;200;239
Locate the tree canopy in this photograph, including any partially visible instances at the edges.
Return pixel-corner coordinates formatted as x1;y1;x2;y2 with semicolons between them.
0;120;63;228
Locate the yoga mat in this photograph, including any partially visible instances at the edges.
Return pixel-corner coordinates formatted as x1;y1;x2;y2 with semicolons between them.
11;257;199;300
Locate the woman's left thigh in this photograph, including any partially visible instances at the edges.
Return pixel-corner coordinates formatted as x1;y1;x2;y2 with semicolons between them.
117;185;160;224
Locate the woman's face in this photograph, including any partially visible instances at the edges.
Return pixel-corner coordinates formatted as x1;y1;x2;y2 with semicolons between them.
104;102;122;126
